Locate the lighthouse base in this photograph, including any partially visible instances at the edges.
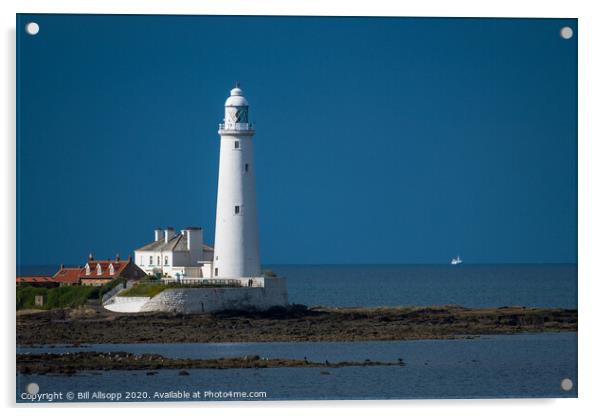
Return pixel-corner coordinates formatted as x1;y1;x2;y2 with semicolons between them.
136;276;288;314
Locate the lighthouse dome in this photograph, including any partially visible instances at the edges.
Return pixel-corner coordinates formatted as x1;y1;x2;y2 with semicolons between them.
225;86;249;107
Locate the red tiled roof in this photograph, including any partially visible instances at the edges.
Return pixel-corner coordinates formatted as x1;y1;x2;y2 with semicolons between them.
17;258;132;285
53;268;82;284
16;276;54;283
80;260;129;279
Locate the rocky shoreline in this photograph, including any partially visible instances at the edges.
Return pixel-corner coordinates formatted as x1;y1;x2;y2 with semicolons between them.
17;351;403;375
16;305;577;345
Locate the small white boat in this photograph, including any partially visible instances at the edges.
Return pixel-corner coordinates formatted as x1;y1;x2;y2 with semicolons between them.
451;255;463;265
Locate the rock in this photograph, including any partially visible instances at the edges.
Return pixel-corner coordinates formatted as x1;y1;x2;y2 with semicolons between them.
17;352;402;374
17;306;577;345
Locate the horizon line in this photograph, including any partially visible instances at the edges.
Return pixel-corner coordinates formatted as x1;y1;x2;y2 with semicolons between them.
17;262;578;268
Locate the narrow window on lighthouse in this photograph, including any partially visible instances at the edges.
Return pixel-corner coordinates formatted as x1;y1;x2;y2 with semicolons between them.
245;163;249;173
234;141;240;149
215;268;218;277
235;205;241;215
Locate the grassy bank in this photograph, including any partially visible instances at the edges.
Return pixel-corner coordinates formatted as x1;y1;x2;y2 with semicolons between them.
118;282;251;298
16;278;125;310
119;283;166;298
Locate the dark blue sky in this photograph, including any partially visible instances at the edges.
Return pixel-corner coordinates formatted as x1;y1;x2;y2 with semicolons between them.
17;15;577;266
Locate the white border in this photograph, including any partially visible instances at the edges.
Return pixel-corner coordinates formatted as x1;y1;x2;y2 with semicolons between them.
2;1;601;415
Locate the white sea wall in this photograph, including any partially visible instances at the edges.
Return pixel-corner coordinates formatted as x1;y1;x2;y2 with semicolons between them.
104;296;151;313
140;277;288;313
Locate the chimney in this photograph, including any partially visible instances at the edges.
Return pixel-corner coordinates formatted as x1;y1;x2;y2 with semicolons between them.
154;228;163;242
60;264;64;270
185;227;203;251
164;227;175;243
116;253;120;261
88;253;94;261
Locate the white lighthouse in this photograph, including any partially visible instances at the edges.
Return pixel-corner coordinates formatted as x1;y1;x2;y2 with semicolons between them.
112;84;288;313
212;84;261;278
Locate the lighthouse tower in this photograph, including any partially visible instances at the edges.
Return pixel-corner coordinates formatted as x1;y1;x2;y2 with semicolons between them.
213;84;261;278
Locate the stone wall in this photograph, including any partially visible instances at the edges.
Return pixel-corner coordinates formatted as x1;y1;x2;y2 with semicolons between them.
101;280;132;303
140;277;288;313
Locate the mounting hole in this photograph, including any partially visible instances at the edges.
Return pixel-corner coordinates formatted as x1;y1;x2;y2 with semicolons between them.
25;22;40;36
26;382;40;395
560;378;573;391
560;26;573;40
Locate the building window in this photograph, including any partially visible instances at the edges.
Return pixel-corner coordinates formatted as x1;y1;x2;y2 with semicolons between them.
157;256;160;265
235;205;240;214
234;141;240;149
215;268;218;277
164;256;169;266
149;256;153;265
245;163;249;172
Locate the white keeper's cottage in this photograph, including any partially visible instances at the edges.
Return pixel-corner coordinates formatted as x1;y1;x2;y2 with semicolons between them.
134;227;214;279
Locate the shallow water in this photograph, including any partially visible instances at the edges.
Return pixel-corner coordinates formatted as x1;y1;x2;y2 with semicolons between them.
17;332;577;402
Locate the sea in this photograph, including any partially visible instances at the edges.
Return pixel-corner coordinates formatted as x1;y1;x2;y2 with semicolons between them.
271;264;577;309
19;264;577;309
16;264;578;401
